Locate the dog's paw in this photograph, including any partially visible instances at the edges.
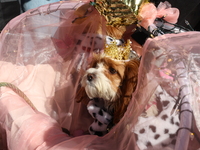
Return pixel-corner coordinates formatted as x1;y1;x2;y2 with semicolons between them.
87;101;112;125
88;120;108;136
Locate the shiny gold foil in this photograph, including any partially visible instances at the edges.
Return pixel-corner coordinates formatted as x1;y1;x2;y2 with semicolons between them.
121;0;149;15
93;0;148;26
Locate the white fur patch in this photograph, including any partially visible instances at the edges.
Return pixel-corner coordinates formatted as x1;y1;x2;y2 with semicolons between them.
134;86;179;150
81;63;117;101
87;102;112;125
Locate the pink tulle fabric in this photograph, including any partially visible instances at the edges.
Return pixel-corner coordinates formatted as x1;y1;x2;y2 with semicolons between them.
139;1;180;29
0;1;199;150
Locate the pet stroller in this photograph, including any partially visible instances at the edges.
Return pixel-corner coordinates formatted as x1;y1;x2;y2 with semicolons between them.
0;1;200;150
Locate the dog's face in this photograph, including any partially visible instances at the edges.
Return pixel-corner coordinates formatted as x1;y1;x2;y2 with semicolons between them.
81;55;126;102
76;54;140;124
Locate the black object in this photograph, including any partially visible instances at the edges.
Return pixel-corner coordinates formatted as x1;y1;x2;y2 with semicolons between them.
150;0;200;31
131;26;151;46
62;127;70;135
0;1;20;31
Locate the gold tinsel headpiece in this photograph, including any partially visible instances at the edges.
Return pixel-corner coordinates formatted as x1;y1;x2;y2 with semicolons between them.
104;39;132;60
92;0;149;26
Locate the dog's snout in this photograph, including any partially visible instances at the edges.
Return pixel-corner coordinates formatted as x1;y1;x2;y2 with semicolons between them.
87;73;95;81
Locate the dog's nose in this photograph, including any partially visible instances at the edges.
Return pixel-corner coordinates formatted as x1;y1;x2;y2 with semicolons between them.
87;73;95;81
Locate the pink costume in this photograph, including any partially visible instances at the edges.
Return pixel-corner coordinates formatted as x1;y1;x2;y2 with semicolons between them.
0;1;199;150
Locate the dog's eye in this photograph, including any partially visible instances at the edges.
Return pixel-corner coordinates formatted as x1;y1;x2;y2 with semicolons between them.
109;67;117;74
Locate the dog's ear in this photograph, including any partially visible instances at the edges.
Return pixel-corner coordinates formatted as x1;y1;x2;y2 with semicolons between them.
75;87;90;105
122;59;140;95
113;59;140;124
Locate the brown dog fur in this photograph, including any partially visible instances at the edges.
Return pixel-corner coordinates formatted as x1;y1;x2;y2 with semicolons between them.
76;56;140;125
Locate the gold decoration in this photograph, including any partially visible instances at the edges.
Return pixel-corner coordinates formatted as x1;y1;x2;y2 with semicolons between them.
93;0;149;26
104;39;132;60
121;0;149;15
94;0;137;26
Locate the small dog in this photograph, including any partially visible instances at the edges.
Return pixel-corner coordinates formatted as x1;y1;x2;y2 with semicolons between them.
76;54;140;135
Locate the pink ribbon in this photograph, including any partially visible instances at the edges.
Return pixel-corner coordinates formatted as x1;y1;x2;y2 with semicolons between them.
139;1;180;30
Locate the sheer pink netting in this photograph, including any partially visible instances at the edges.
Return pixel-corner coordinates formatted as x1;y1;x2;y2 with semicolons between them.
0;1;200;150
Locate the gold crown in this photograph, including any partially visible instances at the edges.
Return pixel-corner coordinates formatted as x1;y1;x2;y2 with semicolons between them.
104;39;132;60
